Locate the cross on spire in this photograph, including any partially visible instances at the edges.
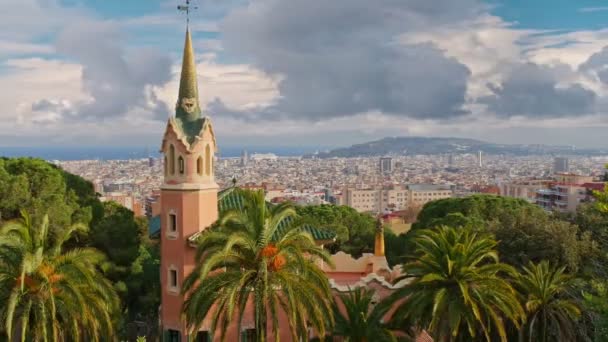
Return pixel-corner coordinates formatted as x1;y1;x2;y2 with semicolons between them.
177;0;198;27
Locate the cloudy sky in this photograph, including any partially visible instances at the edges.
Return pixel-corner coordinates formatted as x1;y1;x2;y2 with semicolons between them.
3;0;608;149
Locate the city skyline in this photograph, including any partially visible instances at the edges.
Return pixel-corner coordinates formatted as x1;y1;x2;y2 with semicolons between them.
3;0;608;148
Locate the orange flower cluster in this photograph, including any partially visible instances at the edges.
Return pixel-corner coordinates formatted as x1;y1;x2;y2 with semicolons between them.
14;264;62;296
261;244;287;271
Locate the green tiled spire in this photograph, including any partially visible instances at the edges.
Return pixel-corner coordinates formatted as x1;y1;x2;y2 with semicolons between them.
176;28;202;123
172;28;206;145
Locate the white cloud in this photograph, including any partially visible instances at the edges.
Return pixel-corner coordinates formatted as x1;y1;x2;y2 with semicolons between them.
3;0;608;148
157;56;280;113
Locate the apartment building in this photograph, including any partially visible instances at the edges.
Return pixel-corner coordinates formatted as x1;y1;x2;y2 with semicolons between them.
340;188;383;213
499;179;552;203
339;184;453;213
100;192;144;216
535;173;602;212
408;184;453;206
554;173;594;184
536;184;589;213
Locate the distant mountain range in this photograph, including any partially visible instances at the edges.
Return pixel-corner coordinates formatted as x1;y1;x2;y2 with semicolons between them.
308;137;608;158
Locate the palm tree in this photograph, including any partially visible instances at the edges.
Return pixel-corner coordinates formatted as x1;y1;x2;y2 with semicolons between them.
515;261;581;342
182;189;335;341
388;226;524;342
332;287;401;342
0;211;119;341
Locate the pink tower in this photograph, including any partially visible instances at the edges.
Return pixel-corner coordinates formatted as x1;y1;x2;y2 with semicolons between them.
159;27;218;340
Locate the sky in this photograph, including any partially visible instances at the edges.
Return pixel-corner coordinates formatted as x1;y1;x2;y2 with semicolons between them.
2;0;608;149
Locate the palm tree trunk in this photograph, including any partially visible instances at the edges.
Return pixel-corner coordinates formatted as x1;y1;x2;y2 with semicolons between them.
541;311;547;342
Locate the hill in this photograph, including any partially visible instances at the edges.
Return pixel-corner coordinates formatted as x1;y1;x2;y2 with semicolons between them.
309;136;605;158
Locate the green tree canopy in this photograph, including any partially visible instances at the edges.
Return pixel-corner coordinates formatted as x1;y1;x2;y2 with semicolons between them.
412;195;596;272
388;226;524;342
0;157;159;339
413;195;542;230
332;287;401;342
0;211;119;341
296;204;376;257
515;261;581;342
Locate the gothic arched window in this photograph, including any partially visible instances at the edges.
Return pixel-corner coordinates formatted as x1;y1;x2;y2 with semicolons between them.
197;156;203;176
205;144;211;176
178;156;185;174
169;145;175;175
164;157;168;176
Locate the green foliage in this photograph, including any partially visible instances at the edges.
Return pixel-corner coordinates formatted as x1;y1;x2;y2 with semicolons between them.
515;261;581;342
413;195;542;230
413;195;596;272
183;189;335;341
296;204;376;257
0;158;160;339
384;228;409;267
91;201;141;266
388;226;524;342
582;280;608;341
0;158;82;229
0;211;119;340
594;164;608;213
486;206;596;272
332;287;401;342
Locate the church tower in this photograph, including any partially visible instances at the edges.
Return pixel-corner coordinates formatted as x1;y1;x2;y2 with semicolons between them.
159;27;218;339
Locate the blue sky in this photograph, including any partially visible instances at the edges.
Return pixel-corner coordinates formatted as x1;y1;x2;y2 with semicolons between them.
493;0;608;30
2;0;608;148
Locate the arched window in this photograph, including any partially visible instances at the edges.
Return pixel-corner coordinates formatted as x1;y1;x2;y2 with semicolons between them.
205;144;211;176
197;156;203;176
169;144;175;175
164;157;168;176
178;156;185;174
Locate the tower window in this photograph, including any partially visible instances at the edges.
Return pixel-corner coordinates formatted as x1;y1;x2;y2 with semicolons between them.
196;332;210;342
242;329;256;342
205;144;211;176
169;214;177;232
197;156;203;176
178;156;185;174
164;157;168;176
168;330;180;342
170;269;178;288
169;144;176;175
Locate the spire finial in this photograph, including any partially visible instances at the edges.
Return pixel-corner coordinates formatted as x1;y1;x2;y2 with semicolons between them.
177;0;198;28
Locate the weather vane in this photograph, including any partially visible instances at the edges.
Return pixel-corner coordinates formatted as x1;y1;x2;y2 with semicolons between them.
177;0;198;27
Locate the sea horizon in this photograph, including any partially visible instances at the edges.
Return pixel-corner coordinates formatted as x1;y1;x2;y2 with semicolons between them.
0;146;330;161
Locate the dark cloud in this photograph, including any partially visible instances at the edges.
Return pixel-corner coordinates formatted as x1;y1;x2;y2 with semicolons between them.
481;63;596;117
33;21;172;122
217;0;481;121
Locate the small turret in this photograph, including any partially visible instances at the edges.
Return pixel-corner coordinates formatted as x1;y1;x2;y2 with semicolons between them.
374;217;385;257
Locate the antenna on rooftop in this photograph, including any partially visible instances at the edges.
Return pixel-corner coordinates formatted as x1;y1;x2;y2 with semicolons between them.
177;0;198;27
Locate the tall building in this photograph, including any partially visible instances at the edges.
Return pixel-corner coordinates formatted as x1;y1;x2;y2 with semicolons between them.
159;28;219;339
241;149;249;166
379;157;392;174
553;157;569;173
148;156;156;167
478;150;483;168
